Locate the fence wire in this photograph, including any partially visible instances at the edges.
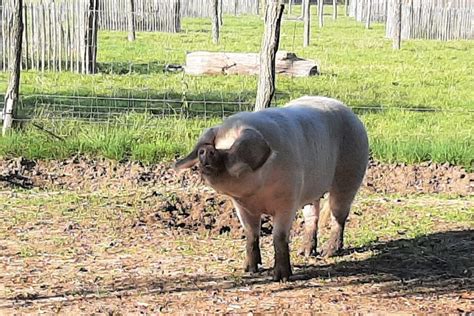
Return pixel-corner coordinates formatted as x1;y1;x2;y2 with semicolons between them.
2;92;472;127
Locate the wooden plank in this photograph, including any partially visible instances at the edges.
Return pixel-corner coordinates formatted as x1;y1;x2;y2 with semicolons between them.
46;1;51;70
58;2;62;72
29;3;34;70
303;0;310;47
318;0;324;28
1;3;5;70
41;3;45;71
22;4;27;70
52;2;57;71
393;0;401;49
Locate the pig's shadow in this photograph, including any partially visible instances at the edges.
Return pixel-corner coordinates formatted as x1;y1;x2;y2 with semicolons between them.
287;229;473;297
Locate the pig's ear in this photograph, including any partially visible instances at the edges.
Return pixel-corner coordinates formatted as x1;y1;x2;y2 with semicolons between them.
225;128;272;177
174;127;218;172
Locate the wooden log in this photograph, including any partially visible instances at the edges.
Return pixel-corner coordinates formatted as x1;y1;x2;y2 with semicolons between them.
185;51;319;77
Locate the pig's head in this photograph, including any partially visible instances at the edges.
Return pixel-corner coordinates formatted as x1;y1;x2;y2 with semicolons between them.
173;126;272;194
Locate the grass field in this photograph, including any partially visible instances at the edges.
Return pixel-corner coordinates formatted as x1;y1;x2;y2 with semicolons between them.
0;9;473;167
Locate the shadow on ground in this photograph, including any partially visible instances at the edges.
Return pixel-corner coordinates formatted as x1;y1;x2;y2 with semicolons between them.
3;229;472;308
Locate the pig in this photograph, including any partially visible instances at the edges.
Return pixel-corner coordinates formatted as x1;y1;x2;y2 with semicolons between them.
174;96;369;282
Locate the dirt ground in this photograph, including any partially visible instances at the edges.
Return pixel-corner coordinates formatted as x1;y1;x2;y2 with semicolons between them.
0;157;473;314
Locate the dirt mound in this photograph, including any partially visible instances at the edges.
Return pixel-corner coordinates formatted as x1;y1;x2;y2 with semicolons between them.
0;156;471;194
139;189;275;238
1;156;471;237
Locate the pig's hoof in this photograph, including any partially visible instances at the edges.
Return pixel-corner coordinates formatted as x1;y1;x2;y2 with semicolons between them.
320;240;342;257
244;256;261;273
244;264;260;273
297;244;317;257
272;265;292;282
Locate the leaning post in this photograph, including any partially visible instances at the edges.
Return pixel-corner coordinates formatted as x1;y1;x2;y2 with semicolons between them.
2;0;24;136
254;0;284;111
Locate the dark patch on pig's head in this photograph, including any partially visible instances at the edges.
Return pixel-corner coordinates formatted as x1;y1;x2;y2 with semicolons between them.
223;128;272;178
197;144;226;177
175;126;272;186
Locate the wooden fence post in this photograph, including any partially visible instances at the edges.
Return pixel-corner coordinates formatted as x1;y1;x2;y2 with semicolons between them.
218;0;223;26
84;0;99;73
393;0;401;49
127;0;136;41
2;0;24;136
211;0;220;44
366;0;372;28
302;0;307;19
303;0;311;47
345;0;349;16
261;0;267;16
333;0;337;19
255;0;284;111
318;0;324;28
175;0;181;32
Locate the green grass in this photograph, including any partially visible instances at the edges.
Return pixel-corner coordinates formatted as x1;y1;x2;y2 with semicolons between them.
0;9;473;167
1;111;472;168
0;115;220;163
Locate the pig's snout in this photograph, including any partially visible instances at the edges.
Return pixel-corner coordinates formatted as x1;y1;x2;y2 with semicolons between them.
198;146;223;175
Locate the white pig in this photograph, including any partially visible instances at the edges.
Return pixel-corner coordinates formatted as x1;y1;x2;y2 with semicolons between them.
174;96;369;281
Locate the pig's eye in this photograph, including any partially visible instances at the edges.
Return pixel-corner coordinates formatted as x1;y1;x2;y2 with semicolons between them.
198;148;205;156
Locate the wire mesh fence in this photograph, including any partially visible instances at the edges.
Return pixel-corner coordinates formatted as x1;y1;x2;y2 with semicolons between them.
2;90;472;127
11;93;257;123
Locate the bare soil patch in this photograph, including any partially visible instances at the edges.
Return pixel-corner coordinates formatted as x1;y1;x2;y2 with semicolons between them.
0;157;472;313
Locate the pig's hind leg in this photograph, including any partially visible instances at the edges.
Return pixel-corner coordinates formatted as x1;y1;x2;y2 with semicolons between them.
298;201;320;257
320;147;366;258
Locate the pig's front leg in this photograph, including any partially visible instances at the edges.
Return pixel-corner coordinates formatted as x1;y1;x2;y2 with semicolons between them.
272;210;295;282
233;200;262;273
